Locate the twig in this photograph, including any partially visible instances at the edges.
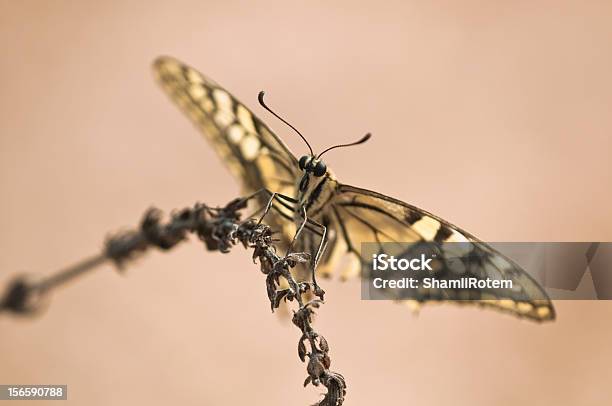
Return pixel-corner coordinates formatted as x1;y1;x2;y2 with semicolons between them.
0;197;346;405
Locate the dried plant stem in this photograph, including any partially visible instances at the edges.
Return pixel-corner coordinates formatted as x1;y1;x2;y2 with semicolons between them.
0;197;346;406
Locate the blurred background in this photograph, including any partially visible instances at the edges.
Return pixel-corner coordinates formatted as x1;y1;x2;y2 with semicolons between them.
1;1;612;405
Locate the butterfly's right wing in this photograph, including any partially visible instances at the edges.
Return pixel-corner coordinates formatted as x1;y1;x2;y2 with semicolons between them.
153;57;299;236
319;184;555;322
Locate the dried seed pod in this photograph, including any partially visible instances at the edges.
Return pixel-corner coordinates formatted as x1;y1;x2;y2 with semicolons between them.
298;336;308;362
319;336;329;353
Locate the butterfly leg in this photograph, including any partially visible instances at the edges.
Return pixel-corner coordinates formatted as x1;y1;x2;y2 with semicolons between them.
238;188;297;225
287;206;308;252
308;219;327;292
257;192;278;225
289;208;328;293
241;189;325;243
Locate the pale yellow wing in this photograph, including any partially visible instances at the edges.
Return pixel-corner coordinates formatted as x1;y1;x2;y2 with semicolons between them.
153;57;299;222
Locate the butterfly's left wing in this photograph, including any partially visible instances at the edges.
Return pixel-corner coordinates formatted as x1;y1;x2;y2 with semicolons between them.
317;184;555;322
153;57;299;237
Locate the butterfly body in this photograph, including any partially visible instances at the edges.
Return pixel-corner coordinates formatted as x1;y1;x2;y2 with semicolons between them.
153;56;555;322
296;158;335;210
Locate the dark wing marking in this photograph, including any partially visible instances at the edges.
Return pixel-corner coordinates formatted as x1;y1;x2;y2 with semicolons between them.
321;184;555;322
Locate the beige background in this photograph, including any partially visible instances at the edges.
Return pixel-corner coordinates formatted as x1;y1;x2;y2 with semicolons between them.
1;1;612;405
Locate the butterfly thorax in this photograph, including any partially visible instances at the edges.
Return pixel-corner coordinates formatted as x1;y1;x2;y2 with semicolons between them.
296;170;338;221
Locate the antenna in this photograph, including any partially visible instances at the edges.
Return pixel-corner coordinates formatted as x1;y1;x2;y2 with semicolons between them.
317;133;371;159
258;91;314;156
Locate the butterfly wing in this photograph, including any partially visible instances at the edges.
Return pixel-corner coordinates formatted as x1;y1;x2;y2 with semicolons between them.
318;184;555;322
153;57;299;234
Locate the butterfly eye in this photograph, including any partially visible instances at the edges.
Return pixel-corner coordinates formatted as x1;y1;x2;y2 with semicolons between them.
299;155;311;171
313;160;327;177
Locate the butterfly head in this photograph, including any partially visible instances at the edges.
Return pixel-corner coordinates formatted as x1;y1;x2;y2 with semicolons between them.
298;155;327;177
297;156;326;192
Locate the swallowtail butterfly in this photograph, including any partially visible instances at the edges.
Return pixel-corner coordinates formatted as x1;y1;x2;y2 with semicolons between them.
153;56;554;322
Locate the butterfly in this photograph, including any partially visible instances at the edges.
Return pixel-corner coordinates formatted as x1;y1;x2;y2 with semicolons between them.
153;56;555;322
